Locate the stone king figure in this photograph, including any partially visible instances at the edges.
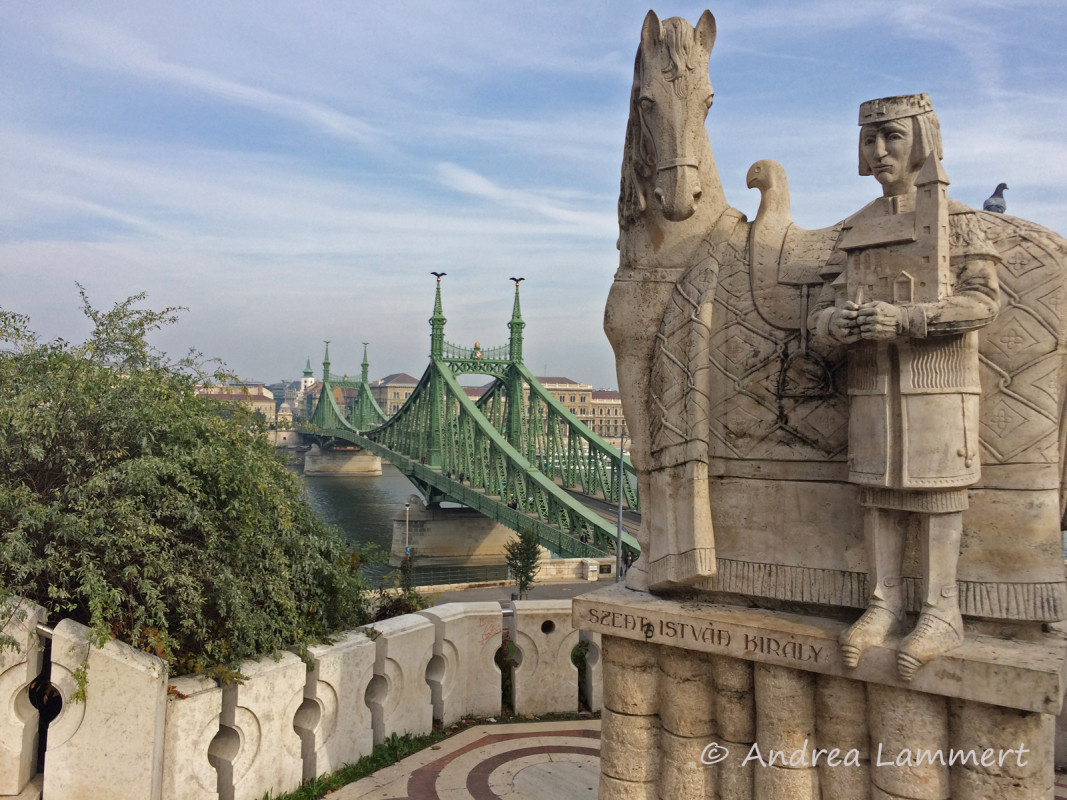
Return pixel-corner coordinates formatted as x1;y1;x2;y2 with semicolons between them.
807;94;1001;680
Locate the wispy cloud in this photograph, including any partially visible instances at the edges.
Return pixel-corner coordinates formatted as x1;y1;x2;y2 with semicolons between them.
2;2;1064;388
54;15;384;146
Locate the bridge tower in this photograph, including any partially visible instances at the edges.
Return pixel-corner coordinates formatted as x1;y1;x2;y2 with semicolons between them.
349;343;388;432
506;279;528;458
427;273;447;468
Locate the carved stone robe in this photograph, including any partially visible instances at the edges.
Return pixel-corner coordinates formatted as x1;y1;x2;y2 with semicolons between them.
809;198;1001;507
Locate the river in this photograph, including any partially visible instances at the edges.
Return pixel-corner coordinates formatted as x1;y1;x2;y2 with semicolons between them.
298;462;418;554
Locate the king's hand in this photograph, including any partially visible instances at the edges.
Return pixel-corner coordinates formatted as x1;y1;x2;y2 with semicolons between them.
856;301;904;340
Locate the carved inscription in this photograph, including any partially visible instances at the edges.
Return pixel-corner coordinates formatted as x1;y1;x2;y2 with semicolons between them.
585;608;822;664
744;633;822;663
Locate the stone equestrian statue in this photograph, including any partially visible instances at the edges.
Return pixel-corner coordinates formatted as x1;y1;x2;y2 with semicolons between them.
607;10;1067;683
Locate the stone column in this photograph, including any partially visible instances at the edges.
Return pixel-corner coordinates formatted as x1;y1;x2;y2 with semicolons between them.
0;600;45;797
580;629;604;713
815;674;870;799
509;600;579;715
301;630;377;779
161;674;224;800
657;646;714;799
949;698;1054;799
229;652;305;800
868;684;950;800
419;602;503;724
710;655;755;800
364;614;435;744
46;619;168;800
753;664;819;799
599;636;660;800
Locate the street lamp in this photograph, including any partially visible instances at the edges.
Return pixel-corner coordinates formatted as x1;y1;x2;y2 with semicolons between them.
405;502;411;557
616;426;627;583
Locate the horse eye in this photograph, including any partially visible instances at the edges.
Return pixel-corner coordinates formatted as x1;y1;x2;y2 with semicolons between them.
704;93;714;109
639;97;654;112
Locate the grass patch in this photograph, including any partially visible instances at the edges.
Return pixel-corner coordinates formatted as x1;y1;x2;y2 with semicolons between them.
264;711;599;800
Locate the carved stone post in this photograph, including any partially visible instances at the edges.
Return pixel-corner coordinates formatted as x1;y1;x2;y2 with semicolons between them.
868;684;949;799
599;636;660;799
658;647;715;798
711;655;756;799
815;674;871;799
949;698;1054;798
753;664;819;798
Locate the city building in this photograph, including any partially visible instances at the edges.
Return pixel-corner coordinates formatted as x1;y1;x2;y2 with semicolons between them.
536;377;625;447
370;373;420;415
198;384;277;424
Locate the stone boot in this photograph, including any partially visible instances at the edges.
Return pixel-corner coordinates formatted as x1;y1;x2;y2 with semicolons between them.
840;507;906;668
839;584;905;668
897;512;965;681
897;597;964;681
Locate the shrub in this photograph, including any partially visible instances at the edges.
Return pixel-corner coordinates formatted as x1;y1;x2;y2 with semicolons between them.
0;289;371;677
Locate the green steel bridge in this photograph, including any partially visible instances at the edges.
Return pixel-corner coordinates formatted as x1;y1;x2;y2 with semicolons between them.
302;277;639;561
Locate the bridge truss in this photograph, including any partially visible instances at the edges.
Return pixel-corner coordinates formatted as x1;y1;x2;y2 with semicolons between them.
305;278;639;560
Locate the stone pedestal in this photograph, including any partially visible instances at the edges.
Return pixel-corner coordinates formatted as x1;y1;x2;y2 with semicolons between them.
303;445;382;475
576;583;1064;800
390;499;514;567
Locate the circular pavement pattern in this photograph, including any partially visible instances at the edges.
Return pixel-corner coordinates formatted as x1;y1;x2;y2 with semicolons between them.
385;727;601;800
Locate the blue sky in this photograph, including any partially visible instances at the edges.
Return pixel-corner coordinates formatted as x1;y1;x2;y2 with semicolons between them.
3;1;1065;389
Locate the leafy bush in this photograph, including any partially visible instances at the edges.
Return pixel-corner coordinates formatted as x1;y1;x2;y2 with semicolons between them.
371;554;431;622
0;290;371;677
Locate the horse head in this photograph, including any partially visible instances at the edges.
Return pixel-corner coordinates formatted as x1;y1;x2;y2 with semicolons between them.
620;10;717;228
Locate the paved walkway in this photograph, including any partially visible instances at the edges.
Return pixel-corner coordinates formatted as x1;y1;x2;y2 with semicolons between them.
330;717;1067;800
331;720;601;800
392;584;1067;798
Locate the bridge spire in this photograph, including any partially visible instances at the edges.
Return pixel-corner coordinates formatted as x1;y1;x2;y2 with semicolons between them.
361;342;370;384
322;340;331;383
508;277;525;364
429;272;447;360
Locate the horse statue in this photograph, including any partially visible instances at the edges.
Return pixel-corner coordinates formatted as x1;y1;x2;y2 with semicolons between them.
606;9;1067;632
604;9;748;592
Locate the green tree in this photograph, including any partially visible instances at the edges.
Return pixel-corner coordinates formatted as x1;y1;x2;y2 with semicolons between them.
504;527;541;599
0;289;370;677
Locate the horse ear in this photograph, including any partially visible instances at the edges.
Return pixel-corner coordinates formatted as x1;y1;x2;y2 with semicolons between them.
696;10;717;53
641;9;661;52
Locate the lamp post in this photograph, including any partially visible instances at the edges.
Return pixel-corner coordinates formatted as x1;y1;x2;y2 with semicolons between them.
405;502;411;558
616;427;626;583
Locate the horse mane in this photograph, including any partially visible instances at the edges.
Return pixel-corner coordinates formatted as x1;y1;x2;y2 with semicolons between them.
619;17;704;230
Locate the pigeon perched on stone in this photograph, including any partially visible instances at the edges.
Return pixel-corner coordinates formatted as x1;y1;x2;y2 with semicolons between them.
983;183;1008;213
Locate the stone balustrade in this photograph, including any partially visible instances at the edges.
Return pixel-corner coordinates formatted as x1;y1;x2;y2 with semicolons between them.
0;598;597;800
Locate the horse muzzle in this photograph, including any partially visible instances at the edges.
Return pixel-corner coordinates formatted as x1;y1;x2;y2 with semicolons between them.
653;159;702;221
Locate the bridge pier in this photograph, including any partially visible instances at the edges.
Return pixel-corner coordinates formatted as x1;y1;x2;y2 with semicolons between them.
304;444;383;476
390;496;522;567
267;430;303;447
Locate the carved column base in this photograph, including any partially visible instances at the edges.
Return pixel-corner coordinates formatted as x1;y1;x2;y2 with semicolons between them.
576;584;1065;799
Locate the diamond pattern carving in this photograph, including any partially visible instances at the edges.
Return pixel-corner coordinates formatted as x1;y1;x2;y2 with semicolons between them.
982;307;1049;369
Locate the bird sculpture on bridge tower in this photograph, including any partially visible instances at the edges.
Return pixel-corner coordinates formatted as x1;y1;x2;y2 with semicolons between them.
983;182;1008;213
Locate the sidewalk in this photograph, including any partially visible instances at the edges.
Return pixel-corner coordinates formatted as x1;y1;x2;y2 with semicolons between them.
331;719;601;800
427;579;607;606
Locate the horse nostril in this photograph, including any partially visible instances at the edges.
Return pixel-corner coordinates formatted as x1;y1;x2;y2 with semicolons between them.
693;188;702;203
653;188;664;204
